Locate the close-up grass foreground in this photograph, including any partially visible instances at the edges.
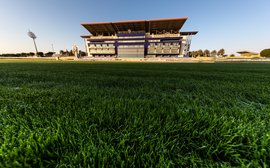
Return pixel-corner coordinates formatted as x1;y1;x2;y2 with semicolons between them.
0;60;270;167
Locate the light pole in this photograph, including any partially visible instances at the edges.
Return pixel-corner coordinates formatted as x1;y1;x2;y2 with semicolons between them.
28;30;38;56
51;44;55;53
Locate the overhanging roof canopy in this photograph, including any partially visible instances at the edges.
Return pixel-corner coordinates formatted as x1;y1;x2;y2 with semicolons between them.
237;51;258;55
180;31;198;35
82;18;188;36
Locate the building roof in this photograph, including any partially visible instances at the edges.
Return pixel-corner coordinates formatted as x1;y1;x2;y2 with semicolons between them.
237;51;258;55
180;31;198;35
81;18;188;36
80;35;91;38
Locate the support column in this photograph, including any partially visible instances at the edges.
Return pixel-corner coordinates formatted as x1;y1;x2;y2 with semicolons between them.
179;37;184;57
184;35;192;57
85;39;91;56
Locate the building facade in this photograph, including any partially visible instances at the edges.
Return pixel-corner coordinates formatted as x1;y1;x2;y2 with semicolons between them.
81;18;197;58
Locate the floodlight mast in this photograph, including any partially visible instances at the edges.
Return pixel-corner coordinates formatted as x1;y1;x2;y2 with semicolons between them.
28;30;38;55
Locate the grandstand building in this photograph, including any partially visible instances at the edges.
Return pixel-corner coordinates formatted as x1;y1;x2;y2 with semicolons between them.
81;17;197;58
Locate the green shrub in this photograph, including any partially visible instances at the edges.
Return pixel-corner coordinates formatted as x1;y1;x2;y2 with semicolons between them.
260;49;270;57
45;52;55;57
79;50;87;56
37;52;44;57
0;53;34;57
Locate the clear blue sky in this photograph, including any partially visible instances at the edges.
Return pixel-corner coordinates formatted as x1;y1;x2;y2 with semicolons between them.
0;0;269;54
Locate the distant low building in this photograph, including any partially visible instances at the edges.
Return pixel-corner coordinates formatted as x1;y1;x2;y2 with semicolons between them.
81;18;198;58
237;51;259;57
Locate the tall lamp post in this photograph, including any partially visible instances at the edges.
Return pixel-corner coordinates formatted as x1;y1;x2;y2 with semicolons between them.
28;30;38;56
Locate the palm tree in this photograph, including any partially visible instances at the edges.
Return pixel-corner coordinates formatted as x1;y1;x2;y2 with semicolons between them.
211;50;217;57
204;49;210;57
60;50;64;55
197;49;203;57
218;49;225;56
191;51;197;58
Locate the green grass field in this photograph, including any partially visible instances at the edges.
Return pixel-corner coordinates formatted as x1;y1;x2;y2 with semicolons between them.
0;61;270;167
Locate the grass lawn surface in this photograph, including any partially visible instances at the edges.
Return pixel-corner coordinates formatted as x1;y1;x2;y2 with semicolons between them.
0;61;270;167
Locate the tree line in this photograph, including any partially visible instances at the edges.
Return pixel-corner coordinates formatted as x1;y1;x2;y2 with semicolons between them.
190;49;225;57
2;48;269;57
0;52;55;57
59;50;87;56
0;50;87;57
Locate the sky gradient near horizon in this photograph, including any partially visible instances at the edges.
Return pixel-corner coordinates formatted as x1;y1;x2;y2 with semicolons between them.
0;0;269;55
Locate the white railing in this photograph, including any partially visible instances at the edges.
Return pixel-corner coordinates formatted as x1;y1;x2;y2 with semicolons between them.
90;36;117;39
147;34;180;38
